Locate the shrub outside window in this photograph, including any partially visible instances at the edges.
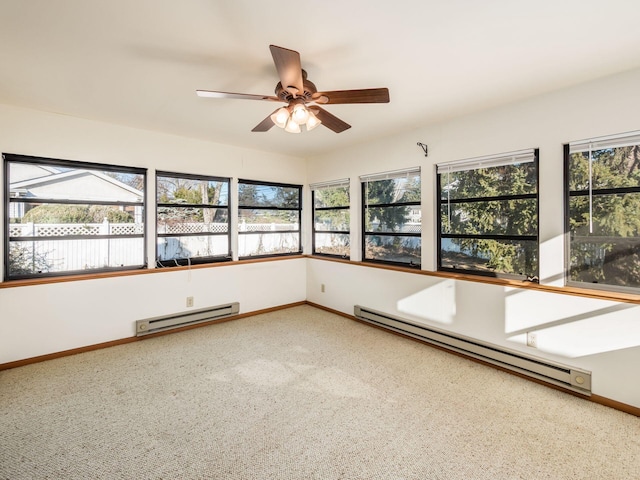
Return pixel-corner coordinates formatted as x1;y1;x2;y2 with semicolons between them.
566;131;640;291
238;180;302;258
4;153;146;279
311;179;350;258
156;172;230;266
361;168;421;267
437;149;539;279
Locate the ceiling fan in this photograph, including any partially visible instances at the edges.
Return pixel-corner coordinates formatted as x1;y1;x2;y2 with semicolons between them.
196;45;390;134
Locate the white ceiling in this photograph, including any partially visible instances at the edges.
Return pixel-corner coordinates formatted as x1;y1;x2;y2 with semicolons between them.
2;0;640;158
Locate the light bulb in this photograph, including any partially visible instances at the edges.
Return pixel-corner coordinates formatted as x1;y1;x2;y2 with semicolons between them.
306;111;321;131
270;107;290;129
292;104;309;124
284;118;301;133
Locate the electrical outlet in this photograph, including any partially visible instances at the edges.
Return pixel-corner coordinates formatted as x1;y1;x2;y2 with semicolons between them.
186;296;194;307
321;284;325;293
526;332;537;348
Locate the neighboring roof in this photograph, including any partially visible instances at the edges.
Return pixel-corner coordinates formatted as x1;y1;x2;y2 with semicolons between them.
7;163;61;183
10;168;143;202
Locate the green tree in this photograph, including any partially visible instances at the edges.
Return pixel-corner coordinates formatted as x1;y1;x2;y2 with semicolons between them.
365;176;420;232
442;163;537;275
8;243;52;275
238;183;259;206
22;204;133;223
365;176;421;263
158;178;227;224
569;145;640;286
314;186;349;231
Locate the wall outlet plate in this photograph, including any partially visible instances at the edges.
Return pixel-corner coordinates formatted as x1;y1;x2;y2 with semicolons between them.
526;332;537;348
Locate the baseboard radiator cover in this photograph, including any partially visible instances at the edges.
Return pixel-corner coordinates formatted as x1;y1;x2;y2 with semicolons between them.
354;305;592;395
136;302;240;336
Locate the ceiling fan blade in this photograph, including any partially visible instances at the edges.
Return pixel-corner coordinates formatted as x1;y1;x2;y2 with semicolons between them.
310;106;351;133
251;109;279;132
269;45;304;97
196;90;280;101
312;88;390;104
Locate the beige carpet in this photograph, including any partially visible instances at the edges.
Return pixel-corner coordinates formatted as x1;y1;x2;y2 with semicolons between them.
1;305;639;479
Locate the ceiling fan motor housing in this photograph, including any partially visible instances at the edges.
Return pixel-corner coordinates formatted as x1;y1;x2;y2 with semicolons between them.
275;69;317;103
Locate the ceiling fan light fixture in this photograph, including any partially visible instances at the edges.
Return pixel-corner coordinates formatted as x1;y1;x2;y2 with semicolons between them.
284;118;301;133
292;103;310;124
306;111;321;131
271;107;290;129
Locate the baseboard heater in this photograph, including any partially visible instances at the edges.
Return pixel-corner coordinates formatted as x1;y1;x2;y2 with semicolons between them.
136;302;240;336
354;305;592;395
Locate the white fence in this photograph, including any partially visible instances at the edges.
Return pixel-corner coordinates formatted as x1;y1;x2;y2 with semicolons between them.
10;221;301;272
9;221;144;237
10;222;145;272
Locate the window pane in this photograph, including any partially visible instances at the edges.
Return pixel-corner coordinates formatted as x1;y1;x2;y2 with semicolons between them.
568;193;640;287
9;162;144;203
6;156;146;279
313;184;350;257
314;186;349;208
569;236;640;288
441;238;538;276
238;183;299;208
238;232;300;257
365;206;421;233
569;194;640;237
157;236;229;261
157;207;228;234
569;146;640;191
362;173;421;266
8;238;145;275
441;199;537;236
314;210;349;232
239;209;299;230
365;174;420;205
314;233;350;257
157;177;228;206
237;181;301;259
364;235;421;265
441;163;537;201
156;174;230;265
438;153;538;279
567;139;640;290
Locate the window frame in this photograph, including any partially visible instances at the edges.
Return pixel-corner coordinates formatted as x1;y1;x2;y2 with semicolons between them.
237;179;302;259
360;169;421;268
156;171;231;267
4;153;147;280
311;180;350;259
436;149;539;280
564;132;640;293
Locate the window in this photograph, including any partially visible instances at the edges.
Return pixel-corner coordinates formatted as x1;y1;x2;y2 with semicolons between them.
361;168;421;267
311;179;350;258
237;180;302;258
437;149;538;279
566;131;640;291
156;172;230;266
4;153;146;279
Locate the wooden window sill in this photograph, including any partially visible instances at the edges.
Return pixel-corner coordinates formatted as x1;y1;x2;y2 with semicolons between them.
0;255;306;289
306;255;640;305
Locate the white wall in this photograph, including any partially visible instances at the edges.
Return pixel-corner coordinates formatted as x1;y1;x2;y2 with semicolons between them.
0;259;306;363
306;68;640;408
0;104;307;363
